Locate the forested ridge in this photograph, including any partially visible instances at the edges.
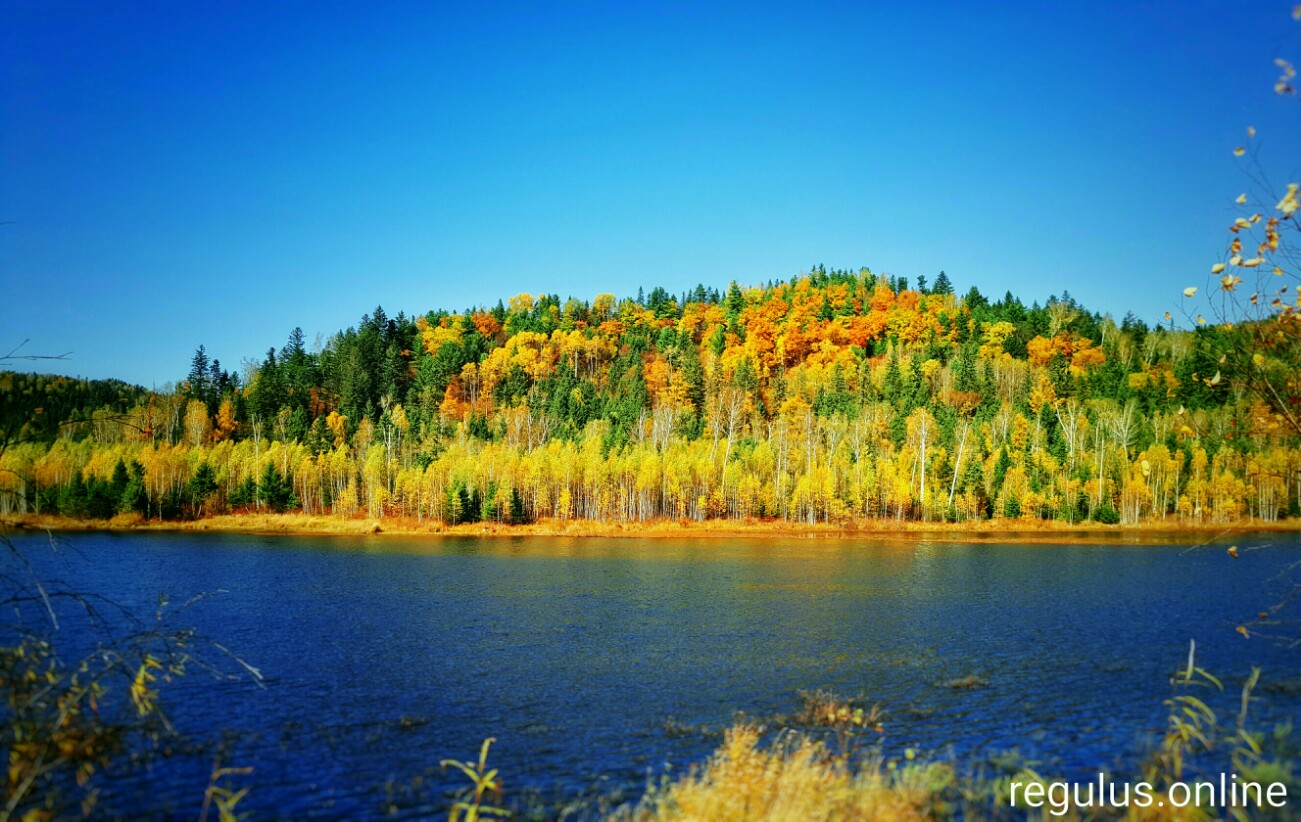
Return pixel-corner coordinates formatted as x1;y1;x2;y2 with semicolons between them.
2;266;1298;527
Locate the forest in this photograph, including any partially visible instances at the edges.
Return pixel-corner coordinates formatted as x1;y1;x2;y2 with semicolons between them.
2;265;1298;528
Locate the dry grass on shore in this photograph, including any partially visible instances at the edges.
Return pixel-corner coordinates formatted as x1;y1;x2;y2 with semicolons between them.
611;723;956;822
3;511;1298;545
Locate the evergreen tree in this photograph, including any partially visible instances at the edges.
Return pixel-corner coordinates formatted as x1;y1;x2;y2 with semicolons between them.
259;463;299;513
481;481;500;522
253;348;286;420
508;488;529;524
207;359;226;411
109;459;130;506
882;351;903;403
188;345;211;407
228;477;258;509
955;342;979;393
119;462;148;517
933;271;954;295
725;282;745;319
187;463;218;516
63;473;91;518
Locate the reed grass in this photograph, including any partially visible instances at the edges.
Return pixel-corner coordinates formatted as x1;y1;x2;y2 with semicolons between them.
611;723;955;822
605;657;1299;822
9;511;1299;545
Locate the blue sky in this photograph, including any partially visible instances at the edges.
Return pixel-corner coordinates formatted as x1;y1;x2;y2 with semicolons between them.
3;1;1299;386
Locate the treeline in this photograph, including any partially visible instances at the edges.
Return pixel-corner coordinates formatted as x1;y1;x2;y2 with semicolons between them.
1;266;1297;526
0;372;151;447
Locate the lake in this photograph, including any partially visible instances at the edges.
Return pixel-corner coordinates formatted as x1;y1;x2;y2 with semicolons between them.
8;530;1300;819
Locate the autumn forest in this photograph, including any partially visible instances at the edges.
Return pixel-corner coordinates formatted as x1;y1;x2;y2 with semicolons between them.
3;266;1299;530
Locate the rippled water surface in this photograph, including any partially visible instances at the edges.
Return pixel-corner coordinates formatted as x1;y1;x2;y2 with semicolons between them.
13;531;1301;818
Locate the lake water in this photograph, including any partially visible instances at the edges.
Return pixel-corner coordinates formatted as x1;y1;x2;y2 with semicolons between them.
8;530;1300;819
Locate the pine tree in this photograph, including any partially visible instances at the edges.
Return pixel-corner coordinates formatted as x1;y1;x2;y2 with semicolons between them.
725;282;745;319
109;460;130;506
119;462;149;517
207;359;225;411
188;345;211;405
883;352;903;403
187;463;218;516
259;463;298;513
508;488;529;524
955;342;979;393
933;271;953;295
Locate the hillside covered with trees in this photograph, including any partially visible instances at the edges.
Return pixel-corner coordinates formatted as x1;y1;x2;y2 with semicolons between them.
2;266;1298;528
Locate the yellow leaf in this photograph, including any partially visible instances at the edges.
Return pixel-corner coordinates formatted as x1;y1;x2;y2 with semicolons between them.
1237;625;1249;638
1234;147;1245;156
1277;183;1299;216
1183;287;1198;297
1253;353;1265;367
1236;193;1247;204
1228;545;1239;558
1208;370;1222;386
1211;262;1226;274
1247;125;1256;137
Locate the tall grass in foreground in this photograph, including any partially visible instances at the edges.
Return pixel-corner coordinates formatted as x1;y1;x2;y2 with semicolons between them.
440;709;1296;821
609;723;959;821
431;645;1296;820
602;659;1297;821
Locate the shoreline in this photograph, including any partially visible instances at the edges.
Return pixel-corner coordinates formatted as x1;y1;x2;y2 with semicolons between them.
3;512;1299;545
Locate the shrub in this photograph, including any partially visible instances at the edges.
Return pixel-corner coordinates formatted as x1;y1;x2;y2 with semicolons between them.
1093;505;1121;524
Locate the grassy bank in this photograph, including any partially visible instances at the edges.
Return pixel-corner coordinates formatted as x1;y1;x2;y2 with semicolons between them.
4;511;1300;545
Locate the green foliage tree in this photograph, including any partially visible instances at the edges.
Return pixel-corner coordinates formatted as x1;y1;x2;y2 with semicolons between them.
258;463;299;513
187;463;218;517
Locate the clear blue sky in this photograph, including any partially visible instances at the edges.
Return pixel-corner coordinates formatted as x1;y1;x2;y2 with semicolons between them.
3;1;1299;386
